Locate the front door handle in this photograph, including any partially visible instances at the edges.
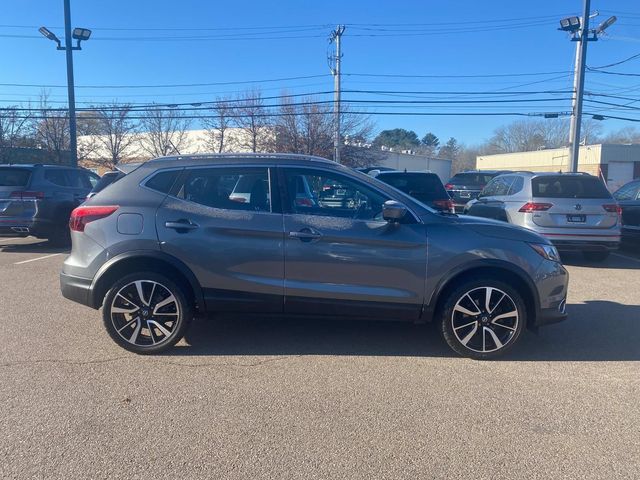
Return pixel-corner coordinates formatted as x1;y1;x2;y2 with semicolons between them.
165;220;199;232
289;228;322;242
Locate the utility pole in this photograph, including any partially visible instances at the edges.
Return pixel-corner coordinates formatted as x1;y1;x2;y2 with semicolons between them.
567;0;591;173
559;3;616;172
329;25;345;163
63;0;78;167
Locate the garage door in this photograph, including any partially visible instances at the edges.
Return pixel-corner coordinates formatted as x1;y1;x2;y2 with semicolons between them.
607;162;634;192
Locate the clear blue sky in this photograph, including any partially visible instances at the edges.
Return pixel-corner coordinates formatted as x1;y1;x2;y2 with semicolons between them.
1;0;639;145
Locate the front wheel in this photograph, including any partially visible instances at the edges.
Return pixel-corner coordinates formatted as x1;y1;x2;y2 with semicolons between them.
102;272;193;354
439;278;526;360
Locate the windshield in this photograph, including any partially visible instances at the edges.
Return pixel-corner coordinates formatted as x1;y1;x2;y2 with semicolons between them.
0;168;31;187
532;175;612;199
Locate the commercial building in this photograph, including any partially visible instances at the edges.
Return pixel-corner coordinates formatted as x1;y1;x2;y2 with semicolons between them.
477;144;640;191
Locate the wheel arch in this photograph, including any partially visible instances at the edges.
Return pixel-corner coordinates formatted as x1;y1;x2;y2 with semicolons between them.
427;260;539;329
89;250;205;314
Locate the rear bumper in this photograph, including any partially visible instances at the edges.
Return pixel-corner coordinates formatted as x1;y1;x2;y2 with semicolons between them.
549;239;620;252
60;271;95;309
0;217;57;237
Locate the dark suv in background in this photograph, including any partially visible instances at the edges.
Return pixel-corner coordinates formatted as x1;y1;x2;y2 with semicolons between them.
0;164;99;245
445;170;512;212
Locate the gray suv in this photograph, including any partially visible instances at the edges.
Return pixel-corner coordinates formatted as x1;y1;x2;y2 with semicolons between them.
465;172;621;261
60;154;569;359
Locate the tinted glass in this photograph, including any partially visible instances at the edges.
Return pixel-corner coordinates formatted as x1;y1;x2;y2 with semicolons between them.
613;182;640;201
450;173;496;185
480;177;511;197
146;170;180;195
0;168;31;186
179;167;271;212
92;172;124;194
377;173;448;203
44;169;69;187
66;170;94;189
284;168;389;221
532;176;612;199
508;176;524;195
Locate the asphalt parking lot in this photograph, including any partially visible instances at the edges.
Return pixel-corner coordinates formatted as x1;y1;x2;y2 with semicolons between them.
1;236;639;479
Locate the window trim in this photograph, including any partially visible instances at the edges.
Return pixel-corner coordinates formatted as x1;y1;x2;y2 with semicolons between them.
278;165;421;224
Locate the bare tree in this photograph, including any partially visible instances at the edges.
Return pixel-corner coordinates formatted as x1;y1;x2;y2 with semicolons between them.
85;105;139;169
33;93;70;164
0;106;34;162
234;89;273;153
138;106;191;158
202;98;233;153
603;126;640;144
275;95;302;154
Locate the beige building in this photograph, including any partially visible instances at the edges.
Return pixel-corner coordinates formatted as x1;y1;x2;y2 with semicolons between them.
477;144;640;191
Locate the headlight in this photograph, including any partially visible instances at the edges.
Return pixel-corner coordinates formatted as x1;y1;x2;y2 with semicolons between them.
529;243;561;262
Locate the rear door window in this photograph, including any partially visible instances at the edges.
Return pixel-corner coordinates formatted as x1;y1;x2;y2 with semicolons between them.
0;168;31;186
44;169;69;187
532;176;612;199
614;182;640;201
178;167;273;213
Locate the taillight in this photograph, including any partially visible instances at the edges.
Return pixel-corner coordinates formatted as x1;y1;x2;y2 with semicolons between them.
295;197;314;207
602;204;622;215
444;183;453;190
519;202;553;213
69;205;118;232
10;191;45;200
433;198;455;213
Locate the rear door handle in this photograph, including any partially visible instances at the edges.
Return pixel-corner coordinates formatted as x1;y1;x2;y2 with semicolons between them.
289;228;322;242
165;220;199;232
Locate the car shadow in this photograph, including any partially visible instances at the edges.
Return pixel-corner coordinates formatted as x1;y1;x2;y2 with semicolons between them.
0;240;69;254
173;300;640;362
560;251;640;270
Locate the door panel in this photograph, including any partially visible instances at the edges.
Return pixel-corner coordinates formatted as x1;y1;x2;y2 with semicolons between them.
156;167;284;313
281;168;427;319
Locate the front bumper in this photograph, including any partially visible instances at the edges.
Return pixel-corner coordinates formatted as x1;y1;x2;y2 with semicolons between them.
531;260;569;328
60;271;95;308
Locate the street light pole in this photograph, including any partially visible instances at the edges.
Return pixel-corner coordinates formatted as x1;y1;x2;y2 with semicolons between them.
39;2;91;167
567;0;591;173
63;0;78;167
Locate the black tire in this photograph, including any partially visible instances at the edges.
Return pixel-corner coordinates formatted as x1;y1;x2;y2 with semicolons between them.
582;250;610;262
439;277;527;360
102;272;193;354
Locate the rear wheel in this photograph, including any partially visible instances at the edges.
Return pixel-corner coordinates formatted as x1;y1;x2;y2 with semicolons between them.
439;278;526;360
582;250;610;262
102;272;193;354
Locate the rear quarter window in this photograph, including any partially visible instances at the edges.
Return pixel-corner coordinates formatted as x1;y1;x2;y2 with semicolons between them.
0;168;31;186
145;170;181;194
532;176;612;199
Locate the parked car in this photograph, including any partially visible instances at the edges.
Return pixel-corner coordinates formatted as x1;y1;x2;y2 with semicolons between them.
613;179;640;244
357;166;395;175
60;154;568;360
465;172;621;261
445;170;513;212
375;171;455;213
86;163;142;200
0;164;99;245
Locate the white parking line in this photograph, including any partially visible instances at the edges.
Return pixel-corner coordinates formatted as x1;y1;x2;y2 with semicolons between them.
611;252;640;264
13;253;61;265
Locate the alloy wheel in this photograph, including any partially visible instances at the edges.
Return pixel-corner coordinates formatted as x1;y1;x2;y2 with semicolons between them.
110;280;181;347
451;286;519;354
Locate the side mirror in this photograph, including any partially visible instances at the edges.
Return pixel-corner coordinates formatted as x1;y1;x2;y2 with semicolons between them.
382;200;408;223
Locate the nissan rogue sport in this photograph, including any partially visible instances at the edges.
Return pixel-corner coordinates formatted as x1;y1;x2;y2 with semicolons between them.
60;154;569;360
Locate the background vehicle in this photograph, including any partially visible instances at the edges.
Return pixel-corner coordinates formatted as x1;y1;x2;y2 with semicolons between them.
0;164;99;245
445;170;512;212
356;166;395;175
375;171;455;213
86;163;142;200
61;154;568;360
466;172;621;261
613;179;640;244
